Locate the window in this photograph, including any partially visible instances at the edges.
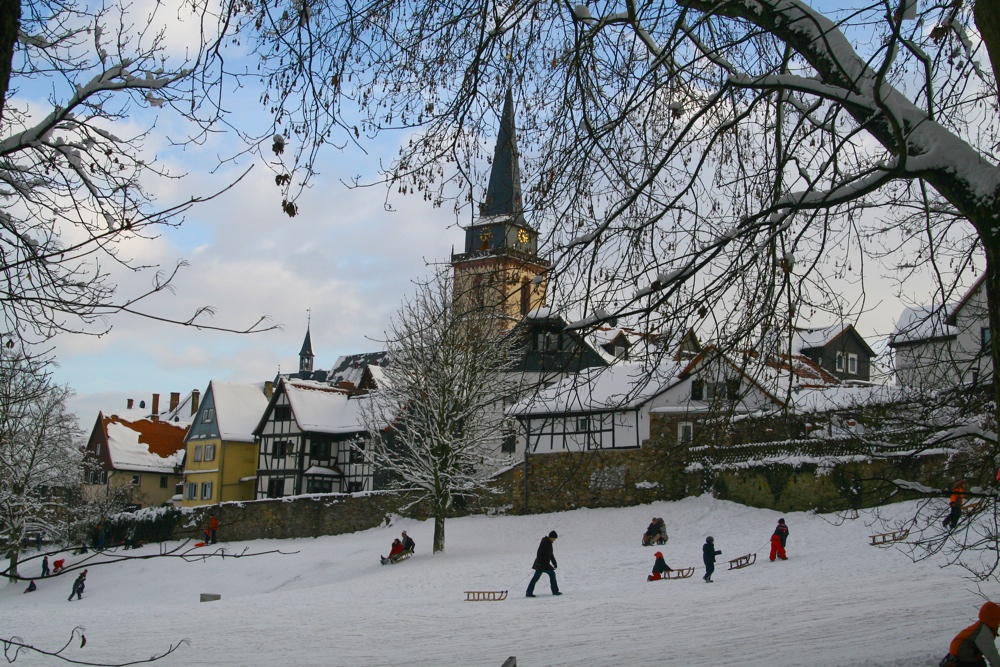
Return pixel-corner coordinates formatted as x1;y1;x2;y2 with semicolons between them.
266;478;285;499
272;440;290;458
131;474;141;486
613;345;627;360
577;416;590;432
691;379;704;401
501;430;516;453
346;481;364;493
349;440;366;464
274;404;292;421
306;477;334;494
520;279;531;316
194;445;203;462
725;378;740;399
159;475;168;489
88;469;108;485
310;438;332;459
203;444;216;462
847;353;858;375
200;481;213;500
836;352;845;372
678;422;694;444
202;408;215;423
185;482;197;500
983;327;992;350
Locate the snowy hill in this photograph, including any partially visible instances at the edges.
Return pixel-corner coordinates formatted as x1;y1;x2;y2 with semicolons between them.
0;496;989;666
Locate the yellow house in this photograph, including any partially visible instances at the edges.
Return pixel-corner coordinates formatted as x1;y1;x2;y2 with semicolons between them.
182;381;269;507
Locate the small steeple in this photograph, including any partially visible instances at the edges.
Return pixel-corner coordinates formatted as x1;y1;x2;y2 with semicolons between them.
481;88;526;225
299;311;314;373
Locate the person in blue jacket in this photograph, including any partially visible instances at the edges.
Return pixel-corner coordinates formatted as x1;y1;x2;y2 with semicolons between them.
702;536;721;583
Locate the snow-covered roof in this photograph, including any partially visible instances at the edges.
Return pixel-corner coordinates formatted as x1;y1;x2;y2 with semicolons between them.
792;324;849;351
889;305;956;346
508;362;686;416
784;384;903;414
209;381;269;442
103;415;188;474
285;380;367;434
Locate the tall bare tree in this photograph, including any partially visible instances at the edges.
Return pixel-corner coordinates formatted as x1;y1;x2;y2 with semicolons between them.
0;351;81;578
358;270;514;553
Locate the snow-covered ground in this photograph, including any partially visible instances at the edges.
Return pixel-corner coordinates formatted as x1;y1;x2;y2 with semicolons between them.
0;495;991;666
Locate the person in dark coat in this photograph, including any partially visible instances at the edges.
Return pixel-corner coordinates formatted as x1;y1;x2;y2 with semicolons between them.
647;551;673;581
41;555;49;577
68;570;86;601
642;518;667;546
702;536;721;583
401;531;415;554
944;480;965;530
526;531;561;597
23;580;36;593
770;518;789;561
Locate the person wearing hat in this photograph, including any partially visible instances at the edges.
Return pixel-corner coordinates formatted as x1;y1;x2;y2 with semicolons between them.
702;536;721;583
526;531;561;597
647;551;673;581
944;480;966;530
943;600;1000;666
770;518;789;561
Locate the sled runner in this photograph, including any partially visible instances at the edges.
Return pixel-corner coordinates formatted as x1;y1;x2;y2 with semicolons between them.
464;590;508;602
727;553;756;570
868;528;909;545
380;552;412;565
641;536;668;546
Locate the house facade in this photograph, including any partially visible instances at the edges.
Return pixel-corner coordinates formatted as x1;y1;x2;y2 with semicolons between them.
182;381;270;507
889;275;991;390
793;324;876;382
82;399;191;509
254;378;374;498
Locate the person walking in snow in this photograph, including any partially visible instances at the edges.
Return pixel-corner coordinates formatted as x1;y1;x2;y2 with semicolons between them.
944;480;966;530
41;555;49;577
647;551;673;581
207;514;219;544
401;531;415;555
942;600;1000;667
526;531;561;597
68;570;86;601
770;518;789;561
702;536;721;583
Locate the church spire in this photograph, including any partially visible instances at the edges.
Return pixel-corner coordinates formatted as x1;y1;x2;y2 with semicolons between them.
299;312;314;373
480;88;526;225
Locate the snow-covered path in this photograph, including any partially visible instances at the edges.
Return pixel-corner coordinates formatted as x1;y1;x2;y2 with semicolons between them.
0;496;989;666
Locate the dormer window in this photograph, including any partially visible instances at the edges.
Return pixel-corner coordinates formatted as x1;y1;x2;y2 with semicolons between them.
836;352;845;372
847;353;858;375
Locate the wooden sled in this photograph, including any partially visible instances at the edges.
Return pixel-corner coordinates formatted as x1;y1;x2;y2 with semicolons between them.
649;567;695;580
869;528;909;545
727;553;756;570
380;552;412;565
464;590;508;602
964;500;985;515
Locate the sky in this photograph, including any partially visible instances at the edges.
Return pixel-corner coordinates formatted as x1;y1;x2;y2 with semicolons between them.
0;494;989;666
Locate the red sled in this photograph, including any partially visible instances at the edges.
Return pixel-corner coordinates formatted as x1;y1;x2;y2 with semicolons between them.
195;541;206;547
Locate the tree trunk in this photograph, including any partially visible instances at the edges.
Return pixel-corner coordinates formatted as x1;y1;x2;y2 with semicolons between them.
982;222;1000;458
976;0;1000;105
433;496;446;553
0;0;19;124
7;547;17;581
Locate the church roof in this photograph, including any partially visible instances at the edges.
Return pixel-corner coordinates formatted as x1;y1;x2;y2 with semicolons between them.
299;326;314;358
481;88;527;226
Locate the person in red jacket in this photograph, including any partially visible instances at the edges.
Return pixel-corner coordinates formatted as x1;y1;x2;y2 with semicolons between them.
944;600;1000;666
381;539;404;564
944;481;966;530
647;551;673;581
770;518;788;561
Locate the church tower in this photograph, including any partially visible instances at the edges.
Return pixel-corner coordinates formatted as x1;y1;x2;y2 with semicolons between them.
299;323;314;374
451;89;548;326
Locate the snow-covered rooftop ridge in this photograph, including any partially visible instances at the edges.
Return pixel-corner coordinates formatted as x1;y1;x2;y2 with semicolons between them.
209;381;269;442
284;380;368;434
785;384;902;413
889;304;956;346
508;362;685;415
792;323;849;351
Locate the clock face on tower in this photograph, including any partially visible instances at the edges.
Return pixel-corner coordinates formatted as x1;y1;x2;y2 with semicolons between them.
517;228;530;245
479;227;492;242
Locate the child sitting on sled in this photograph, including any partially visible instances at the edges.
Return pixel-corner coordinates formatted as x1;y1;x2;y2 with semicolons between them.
647;551;674;581
381;538;404;565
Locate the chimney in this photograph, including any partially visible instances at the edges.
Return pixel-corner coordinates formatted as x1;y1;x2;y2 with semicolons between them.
169;392;180;414
264;381;273;399
151;393;160;421
127;398;134;410
191;389;200;416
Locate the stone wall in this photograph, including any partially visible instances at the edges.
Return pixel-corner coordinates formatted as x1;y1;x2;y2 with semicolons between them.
173;491;429;543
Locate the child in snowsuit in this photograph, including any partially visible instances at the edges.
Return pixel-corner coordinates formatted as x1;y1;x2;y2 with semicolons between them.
943;600;1000;667
41;555;49;577
68;570;86;601
51;559;64;574
23;580;36;593
770;518;788;561
381;539;404;564
944;480;966;530
647;551;673;581
702;536;721;583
